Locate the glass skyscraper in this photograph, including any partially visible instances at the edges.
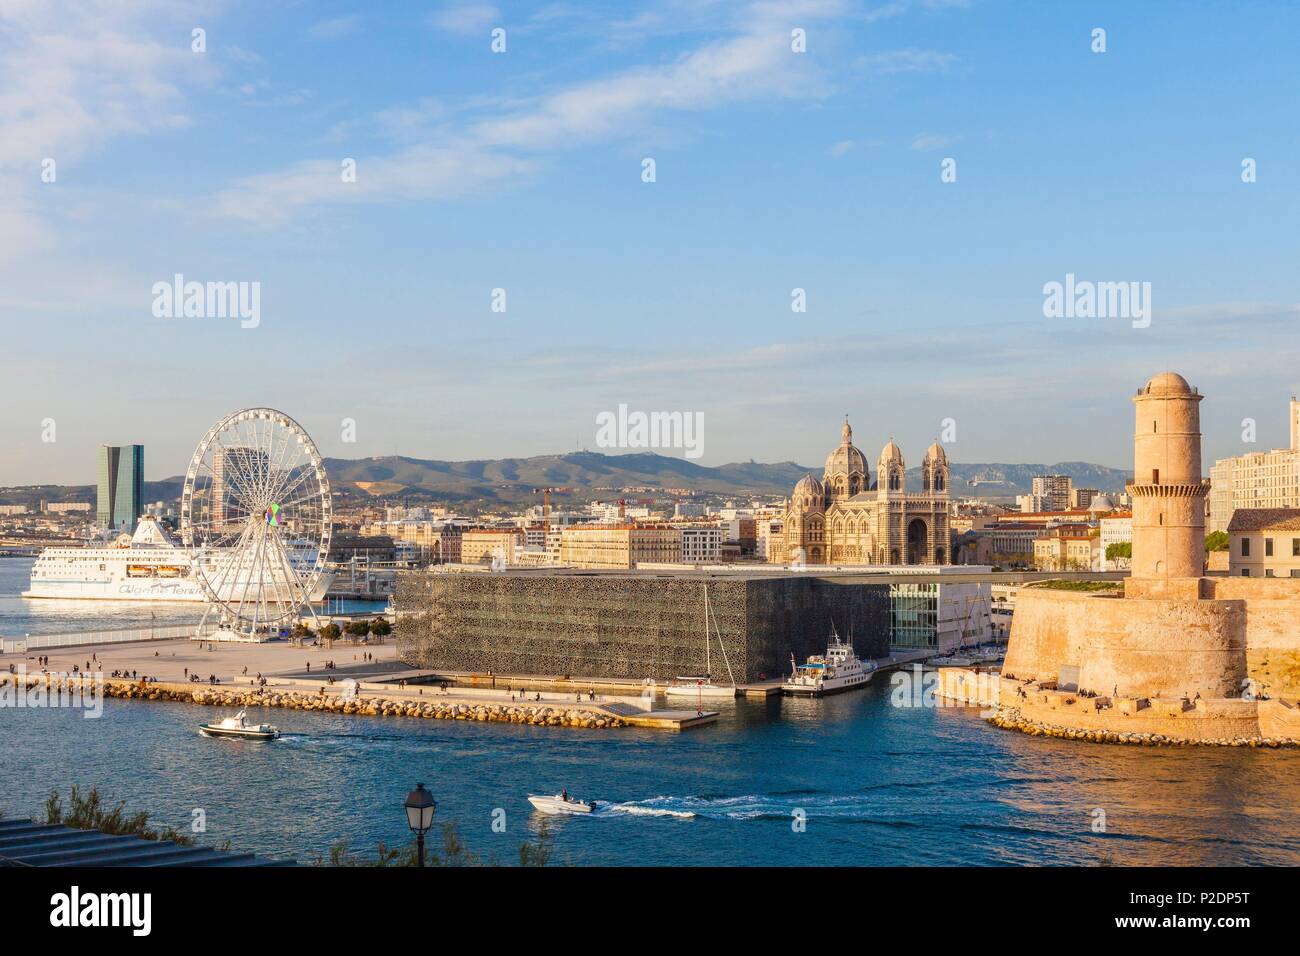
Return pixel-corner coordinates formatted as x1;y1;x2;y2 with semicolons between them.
96;444;144;532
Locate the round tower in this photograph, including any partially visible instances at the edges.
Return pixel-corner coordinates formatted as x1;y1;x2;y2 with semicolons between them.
1128;372;1208;582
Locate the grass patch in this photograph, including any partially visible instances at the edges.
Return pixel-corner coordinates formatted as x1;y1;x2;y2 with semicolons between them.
1030;580;1123;592
45;786;196;845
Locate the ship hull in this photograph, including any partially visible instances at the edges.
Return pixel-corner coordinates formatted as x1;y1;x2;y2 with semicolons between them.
782;671;874;697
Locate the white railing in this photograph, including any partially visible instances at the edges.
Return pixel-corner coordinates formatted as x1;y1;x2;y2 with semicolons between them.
2;622;203;654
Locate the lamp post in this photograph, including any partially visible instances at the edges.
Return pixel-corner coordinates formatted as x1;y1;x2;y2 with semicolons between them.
404;782;436;867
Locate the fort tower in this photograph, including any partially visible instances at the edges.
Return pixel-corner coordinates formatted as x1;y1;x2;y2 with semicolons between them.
1126;372;1208;594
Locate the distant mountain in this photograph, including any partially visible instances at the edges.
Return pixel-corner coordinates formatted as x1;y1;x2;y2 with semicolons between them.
322;453;1132;506
321;452;815;506
0;454;1132;510
943;461;1133;499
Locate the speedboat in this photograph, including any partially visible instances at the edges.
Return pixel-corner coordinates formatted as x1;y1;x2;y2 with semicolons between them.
527;793;597;815
782;625;876;697
199;710;280;740
664;676;737;699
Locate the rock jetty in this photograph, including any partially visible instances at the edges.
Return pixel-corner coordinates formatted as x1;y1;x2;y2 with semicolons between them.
988;707;1299;748
0;674;626;729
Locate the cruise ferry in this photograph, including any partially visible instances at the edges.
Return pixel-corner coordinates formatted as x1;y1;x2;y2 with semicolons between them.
782;625;877;697
22;517;332;604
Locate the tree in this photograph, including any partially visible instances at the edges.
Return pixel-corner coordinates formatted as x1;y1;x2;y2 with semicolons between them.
344;620;371;639
1206;531;1229;552
319;622;341;648
1105;542;1132;561
370;618;392;640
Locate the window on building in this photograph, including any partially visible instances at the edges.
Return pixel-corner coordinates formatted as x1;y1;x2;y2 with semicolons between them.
1266;569;1275;577
1152;468;1160;483
1266;538;1274;557
1242;568;1251;577
1293;538;1299;557
1242;538;1250;557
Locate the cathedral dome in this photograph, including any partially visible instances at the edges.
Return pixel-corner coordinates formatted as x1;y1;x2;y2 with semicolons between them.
792;473;824;508
823;419;868;481
794;473;823;495
878;438;904;465
924;441;947;462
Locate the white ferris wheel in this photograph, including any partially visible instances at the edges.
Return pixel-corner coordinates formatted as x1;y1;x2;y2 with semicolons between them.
180;408;332;637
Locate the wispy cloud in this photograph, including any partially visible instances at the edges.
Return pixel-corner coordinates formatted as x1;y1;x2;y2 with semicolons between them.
308;15;362;40
429;1;500;36
212;0;847;223
0;1;219;265
910;131;959;150
859;48;955;74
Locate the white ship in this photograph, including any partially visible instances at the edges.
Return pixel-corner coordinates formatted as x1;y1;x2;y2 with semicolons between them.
782;625;876;697
22;517;332;604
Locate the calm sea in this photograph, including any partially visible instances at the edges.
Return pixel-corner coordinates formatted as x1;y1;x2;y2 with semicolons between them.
3;556;1300;866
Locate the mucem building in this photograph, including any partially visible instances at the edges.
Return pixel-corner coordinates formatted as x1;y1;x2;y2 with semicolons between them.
396;567;894;682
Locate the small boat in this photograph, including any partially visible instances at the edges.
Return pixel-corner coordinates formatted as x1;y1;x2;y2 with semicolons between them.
664;676;737;699
528;793;597;815
782;623;876;696
199;710;280;740
664;583;738;699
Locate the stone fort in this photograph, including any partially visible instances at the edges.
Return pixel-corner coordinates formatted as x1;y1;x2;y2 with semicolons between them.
998;371;1300;743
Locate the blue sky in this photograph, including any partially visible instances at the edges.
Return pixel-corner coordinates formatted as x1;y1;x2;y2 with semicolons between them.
2;0;1298;486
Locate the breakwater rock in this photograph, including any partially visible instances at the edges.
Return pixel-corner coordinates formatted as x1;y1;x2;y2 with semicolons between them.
0;674;626;729
188;687;626;728
987;707;1299;748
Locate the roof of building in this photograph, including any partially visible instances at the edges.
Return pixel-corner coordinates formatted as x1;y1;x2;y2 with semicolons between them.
1227;508;1300;533
1138;370;1198;397
878;438;904;465
823;420;868;479
0;819;292;867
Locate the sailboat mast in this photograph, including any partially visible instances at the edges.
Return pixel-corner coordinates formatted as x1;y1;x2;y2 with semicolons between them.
704;583;711;675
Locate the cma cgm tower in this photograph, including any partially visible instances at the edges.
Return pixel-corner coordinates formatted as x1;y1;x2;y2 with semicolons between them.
96;444;144;532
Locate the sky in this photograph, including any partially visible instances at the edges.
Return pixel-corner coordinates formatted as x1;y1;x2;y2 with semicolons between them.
2;0;1298;486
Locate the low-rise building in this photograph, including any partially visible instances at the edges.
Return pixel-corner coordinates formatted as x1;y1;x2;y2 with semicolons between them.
560;524;682;569
676;525;723;563
1226;508;1300;578
1099;512;1133;571
1033;531;1099;571
461;528;524;566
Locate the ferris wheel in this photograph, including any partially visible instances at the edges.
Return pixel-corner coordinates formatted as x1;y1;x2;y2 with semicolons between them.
180;408;332;637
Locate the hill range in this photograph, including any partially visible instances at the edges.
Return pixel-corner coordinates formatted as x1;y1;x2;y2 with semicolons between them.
1;452;1132;512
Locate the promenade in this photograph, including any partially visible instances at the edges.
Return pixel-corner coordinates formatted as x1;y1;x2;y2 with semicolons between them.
5;636;718;730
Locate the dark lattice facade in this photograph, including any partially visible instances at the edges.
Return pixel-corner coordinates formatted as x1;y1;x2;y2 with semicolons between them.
396;569;891;681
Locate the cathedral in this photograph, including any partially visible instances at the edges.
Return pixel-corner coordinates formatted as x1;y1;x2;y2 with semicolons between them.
770;420;952;566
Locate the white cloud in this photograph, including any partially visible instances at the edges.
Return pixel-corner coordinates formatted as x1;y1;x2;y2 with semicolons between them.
910;131;959;150
308;15;361;40
859;48;955;74
0;1;219;266
212;0;843;221
429;1;500;36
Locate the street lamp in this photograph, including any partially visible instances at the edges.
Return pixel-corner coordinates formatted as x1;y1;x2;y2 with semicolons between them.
404;782;436;867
